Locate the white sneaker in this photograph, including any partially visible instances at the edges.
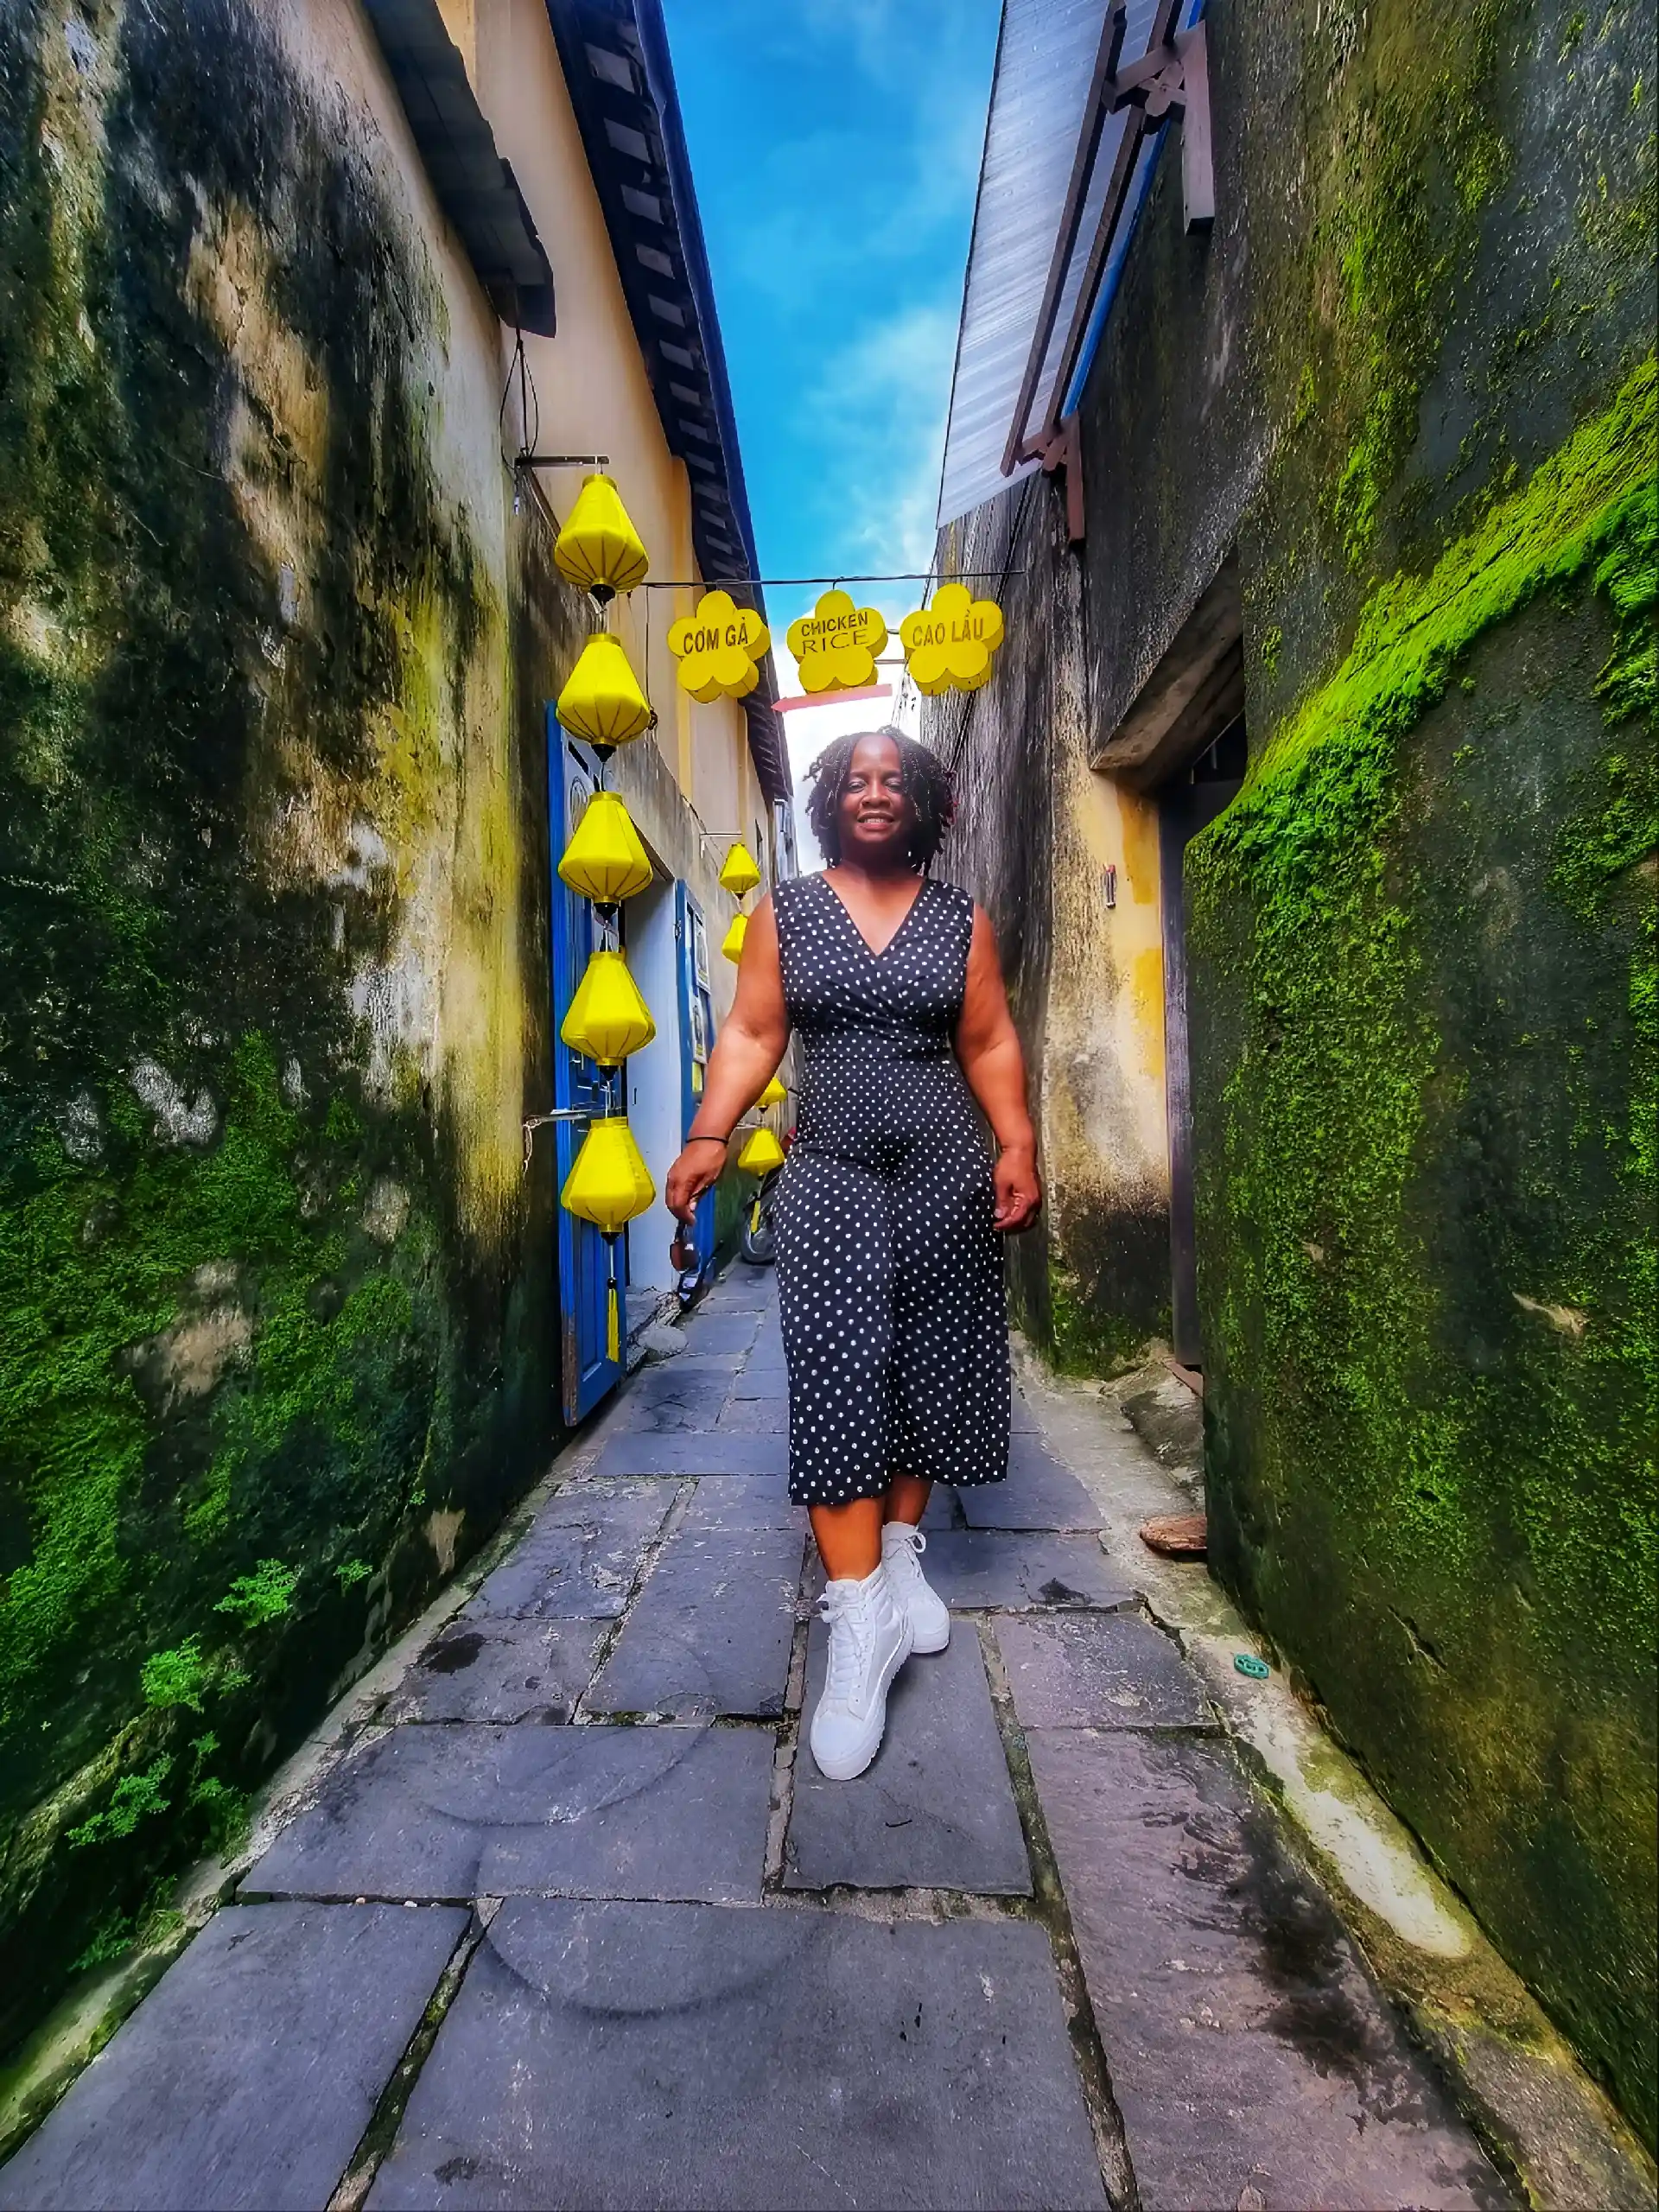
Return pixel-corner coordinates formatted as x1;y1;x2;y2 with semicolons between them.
881;1522;950;1654
809;1565;912;1781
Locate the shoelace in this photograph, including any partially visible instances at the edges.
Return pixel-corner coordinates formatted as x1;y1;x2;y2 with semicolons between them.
817;1585;876;1705
884;1524;926;1584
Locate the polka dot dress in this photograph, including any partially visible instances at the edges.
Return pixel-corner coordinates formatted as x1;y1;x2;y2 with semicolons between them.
770;873;1010;1506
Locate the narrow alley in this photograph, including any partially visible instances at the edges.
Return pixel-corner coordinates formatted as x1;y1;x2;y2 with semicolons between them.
1;0;1653;2202
2;1271;1534;2211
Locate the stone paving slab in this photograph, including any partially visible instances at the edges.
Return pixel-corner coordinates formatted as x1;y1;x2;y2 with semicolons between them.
921;1531;1132;1611
714;1394;791;1434
785;1632;1031;1893
1025;1728;1510;2212
996;1612;1213;1731
586;1523;804;1719
677;1312;761;1355
592;1432;790;1478
958;1439;1104;1530
463;1481;671;1620
383;1618;606;1724
0;1902;465;2212
729;1367;789;1399
693;1274;777;1314
683;1473;798;1528
367;1900;1107;2211
612;1366;732;1431
245;1724;772;1905
1010;1389;1040;1433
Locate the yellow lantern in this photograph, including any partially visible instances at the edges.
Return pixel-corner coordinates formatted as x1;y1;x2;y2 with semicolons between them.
758;1074;787;1108
668;590;771;701
561;1115;655;1233
785;589;888;693
898;582;1005;696
556;632;652;747
737;1126;786;1176
561;949;656;1065
558;791;653;906
553;473;650;601
560;1114;656;1359
718;841;762;898
721;912;748;963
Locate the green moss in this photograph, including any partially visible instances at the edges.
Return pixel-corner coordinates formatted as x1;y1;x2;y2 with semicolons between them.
1311;0;1510;566
1046;1257;1162;1378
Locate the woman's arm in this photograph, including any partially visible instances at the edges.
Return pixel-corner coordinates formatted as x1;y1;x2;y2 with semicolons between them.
664;893;790;1223
955;906;1042;1233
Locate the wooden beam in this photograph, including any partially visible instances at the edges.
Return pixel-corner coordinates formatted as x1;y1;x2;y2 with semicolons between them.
1092;556;1243;788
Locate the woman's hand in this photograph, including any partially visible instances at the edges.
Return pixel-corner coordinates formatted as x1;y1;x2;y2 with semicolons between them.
993;1143;1042;1233
665;1138;728;1224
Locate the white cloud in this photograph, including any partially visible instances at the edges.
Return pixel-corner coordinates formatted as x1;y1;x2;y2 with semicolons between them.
798;297;958;612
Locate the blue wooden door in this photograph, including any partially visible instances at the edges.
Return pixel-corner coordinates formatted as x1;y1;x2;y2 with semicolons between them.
548;715;623;1421
675;883;717;1279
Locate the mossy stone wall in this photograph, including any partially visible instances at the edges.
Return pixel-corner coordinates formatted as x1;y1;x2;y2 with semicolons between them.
933;0;1656;2140
1183;0;1656;2144
0;0;576;2045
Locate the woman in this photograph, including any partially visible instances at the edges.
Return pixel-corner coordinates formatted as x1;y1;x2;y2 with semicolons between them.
665;728;1040;1779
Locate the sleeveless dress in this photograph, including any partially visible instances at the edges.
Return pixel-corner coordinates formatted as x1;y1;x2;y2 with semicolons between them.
770;873;1010;1505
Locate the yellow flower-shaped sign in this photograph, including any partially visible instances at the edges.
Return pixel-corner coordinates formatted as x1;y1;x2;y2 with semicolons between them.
667;591;771;702
785;589;888;694
899;582;1005;696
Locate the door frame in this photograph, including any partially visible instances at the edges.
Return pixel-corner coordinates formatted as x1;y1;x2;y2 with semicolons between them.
547;711;624;1422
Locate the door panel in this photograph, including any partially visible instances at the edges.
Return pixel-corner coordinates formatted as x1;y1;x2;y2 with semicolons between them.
548;715;622;1421
674;882;717;1278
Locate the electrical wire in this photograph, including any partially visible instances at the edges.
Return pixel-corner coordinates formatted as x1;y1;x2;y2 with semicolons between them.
635;567;1025;589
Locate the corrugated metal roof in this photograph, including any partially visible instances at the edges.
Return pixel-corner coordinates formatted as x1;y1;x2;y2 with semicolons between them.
937;0;1165;529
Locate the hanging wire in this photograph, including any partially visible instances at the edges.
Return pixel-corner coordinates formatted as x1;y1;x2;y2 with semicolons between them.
499;327;540;465
635;566;1025;589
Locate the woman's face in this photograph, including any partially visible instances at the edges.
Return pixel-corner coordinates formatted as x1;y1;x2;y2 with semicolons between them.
836;734;916;865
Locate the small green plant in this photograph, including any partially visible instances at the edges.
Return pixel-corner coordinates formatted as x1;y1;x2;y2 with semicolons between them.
71;1908;139;1973
71;1889;186;1974
140;1637;210;1713
213;1559;299;1629
334;1557;372;1592
67;1757;173;1848
187;1733;251;1857
1292;363;1317;429
1259;624;1283;676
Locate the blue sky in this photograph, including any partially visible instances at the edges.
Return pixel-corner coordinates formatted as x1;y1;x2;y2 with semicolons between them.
664;0;1001;664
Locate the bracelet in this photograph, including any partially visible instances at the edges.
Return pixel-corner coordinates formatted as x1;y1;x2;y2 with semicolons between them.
684;1132;731;1147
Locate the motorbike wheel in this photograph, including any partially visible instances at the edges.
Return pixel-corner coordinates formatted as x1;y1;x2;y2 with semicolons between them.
739;1171;779;1266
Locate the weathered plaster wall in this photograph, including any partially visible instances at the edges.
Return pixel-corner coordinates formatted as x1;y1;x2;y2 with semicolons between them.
935;0;1655;2139
1183;0;1656;2142
928;480;1173;1373
0;0;569;2045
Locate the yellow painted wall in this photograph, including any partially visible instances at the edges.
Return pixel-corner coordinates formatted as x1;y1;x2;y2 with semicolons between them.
460;0;755;851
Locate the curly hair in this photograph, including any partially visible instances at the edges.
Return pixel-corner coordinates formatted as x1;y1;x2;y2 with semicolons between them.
804;727;957;869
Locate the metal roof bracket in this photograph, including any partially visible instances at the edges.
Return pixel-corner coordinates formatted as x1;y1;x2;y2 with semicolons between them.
1108;21;1213;232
